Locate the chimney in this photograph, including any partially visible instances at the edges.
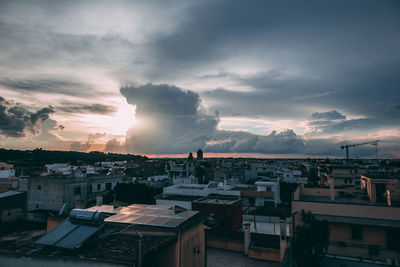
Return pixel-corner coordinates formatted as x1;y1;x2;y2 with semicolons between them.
330;177;335;201
243;223;251;255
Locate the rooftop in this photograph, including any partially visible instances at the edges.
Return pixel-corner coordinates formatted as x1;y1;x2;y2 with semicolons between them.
194;194;240;205
88;204;199;229
155;194;203;201
0;229;176;265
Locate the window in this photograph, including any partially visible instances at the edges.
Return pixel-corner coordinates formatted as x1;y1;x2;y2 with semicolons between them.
37;185;42;190
74;187;81;195
249;198;255;206
106;183;112;190
89;184;93;193
351;225;362;240
387;228;400;252
97;184;101;190
266;186;272;192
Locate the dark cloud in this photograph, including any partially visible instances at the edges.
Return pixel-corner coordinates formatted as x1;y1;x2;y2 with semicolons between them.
0;1;399;157
0;77;93;97
206;129;306;154
57;102;117;115
121;84;200;117
0;97;54;138
121;84;219;154
119;84;326;155
307;107;400;136
310;110;346;121
120;83;400;157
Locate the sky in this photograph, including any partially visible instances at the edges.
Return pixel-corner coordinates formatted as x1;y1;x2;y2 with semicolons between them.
0;0;399;158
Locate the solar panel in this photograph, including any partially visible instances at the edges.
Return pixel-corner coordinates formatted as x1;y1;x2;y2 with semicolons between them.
103;204;198;228
146;217;170;226
36;210;105;249
131;215;154;224
54;224;104;249
36;220;78;246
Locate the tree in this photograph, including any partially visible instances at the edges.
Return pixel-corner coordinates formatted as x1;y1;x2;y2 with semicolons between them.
104;182;162;205
293;210;330;267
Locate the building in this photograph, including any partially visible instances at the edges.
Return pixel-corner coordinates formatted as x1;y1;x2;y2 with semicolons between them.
0;162;15;179
192;194;287;263
318;164;361;189
156;181;281;210
0;204;206;267
197;149;204;160
17;175;127;216
292;178;400;265
0;191;26;223
192;194;243;233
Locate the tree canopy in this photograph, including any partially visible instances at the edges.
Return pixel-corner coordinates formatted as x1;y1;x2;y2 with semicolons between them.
293;210;330;267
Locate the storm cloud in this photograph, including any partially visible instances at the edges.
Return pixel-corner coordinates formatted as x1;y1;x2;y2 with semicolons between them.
0;1;399;157
0;97;54;137
121;84;219;154
120;84;326;155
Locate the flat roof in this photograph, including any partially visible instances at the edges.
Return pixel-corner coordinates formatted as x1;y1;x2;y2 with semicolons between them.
193;194;240;205
314;214;400;228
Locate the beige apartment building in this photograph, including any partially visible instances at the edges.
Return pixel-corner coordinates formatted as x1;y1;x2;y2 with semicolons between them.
292;169;400;265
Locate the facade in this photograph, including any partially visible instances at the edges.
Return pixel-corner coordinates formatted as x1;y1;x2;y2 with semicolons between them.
0;191;26;223
0;162;15;179
292;179;400;265
319;164;361;188
192;194;243;232
18;175;126;213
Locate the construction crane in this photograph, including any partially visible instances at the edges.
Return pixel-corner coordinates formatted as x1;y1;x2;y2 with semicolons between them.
340;140;380;160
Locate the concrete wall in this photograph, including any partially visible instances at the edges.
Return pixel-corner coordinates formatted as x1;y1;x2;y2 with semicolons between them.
145;241;177;267
180;223;206;267
248;245;280;262
22;178;67;211
301;187;359;198
292;200;400;221
207;237;244;252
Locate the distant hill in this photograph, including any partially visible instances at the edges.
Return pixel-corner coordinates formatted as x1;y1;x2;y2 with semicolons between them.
0;148;146;166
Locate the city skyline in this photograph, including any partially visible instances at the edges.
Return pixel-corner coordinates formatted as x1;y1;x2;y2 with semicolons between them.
0;0;399;158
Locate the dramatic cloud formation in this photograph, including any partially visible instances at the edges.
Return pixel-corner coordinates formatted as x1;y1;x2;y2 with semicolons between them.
0;96;54;138
0;0;399;157
121;84;219;154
